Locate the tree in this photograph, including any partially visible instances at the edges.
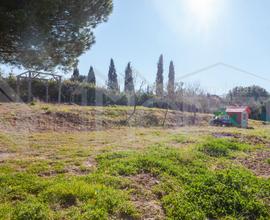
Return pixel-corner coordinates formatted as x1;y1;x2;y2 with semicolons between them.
227;85;269;104
71;66;85;82
107;59;119;92
124;62;134;94
167;61;175;99
156;54;164;97
0;0;113;70
72;67;80;81
87;66;96;85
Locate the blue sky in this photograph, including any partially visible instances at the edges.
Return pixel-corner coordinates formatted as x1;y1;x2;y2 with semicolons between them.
3;0;270;94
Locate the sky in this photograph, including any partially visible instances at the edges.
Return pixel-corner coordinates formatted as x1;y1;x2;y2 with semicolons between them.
3;0;270;95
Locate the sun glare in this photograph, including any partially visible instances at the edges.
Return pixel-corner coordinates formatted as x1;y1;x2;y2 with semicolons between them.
186;0;220;29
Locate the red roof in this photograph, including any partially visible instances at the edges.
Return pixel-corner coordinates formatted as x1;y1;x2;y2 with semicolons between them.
226;106;251;114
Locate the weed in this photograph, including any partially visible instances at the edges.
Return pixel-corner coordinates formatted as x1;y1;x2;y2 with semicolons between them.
13;198;52;220
95;145;270;219
199;137;250;157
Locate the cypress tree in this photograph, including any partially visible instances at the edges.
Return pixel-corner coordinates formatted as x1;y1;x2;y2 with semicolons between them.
107;58;119;92
87;66;96;85
156;54;164;97
124;62;135;94
168;61;175;98
72;67;80;80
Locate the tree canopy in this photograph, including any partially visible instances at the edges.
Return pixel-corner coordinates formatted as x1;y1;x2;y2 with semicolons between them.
227;85;269;103
0;0;113;70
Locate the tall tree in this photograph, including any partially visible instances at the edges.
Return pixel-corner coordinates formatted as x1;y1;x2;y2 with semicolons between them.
87;66;96;85
72;67;80;80
167;61;175;98
124;62;134;94
156;54;164;97
0;0;113;70
107;59;119;92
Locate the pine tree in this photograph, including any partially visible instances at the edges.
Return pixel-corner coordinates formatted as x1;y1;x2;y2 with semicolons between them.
156;54;164;97
124;62;135;94
107;59;119;92
87;66;96;85
167;61;175;98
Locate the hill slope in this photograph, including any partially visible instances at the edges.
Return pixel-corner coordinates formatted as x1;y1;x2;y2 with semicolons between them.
0;103;211;132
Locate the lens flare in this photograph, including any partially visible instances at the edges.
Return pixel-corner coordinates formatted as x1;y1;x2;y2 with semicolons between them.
186;0;220;29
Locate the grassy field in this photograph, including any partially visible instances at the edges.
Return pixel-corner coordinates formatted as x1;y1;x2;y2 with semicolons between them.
0;103;270;219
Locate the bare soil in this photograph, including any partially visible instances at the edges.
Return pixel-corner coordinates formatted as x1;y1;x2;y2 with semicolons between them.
0;152;15;161
128;173;165;220
212;132;269;145
237;150;270;178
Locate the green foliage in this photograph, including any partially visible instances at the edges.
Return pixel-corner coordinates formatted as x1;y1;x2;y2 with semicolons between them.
167;61;175;98
41;178;136;219
199;137;250;157
163;169;269;219
170;134;191;143
0;0;113;70
124;62;135;95
1;125;270;219
87;66;96;85
0;171;136;219
95;145;270;219
228;85;269;102
13;198;51;220
0;203;12;220
107;59;119;93
227;85;270;121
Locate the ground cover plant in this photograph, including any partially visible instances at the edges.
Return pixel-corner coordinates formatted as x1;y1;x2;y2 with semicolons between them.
0;104;270;219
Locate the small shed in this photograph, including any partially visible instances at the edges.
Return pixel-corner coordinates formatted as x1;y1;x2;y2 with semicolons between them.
226;106;251;128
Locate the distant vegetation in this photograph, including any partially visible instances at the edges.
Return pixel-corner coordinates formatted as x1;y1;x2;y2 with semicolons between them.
1;55;270;121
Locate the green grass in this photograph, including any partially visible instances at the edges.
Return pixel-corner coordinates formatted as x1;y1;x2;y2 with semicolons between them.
96;145;270;219
199;137;252;157
0;172;137;219
1;113;270;219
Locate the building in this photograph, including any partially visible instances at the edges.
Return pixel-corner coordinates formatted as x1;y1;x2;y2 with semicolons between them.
226;106;251;128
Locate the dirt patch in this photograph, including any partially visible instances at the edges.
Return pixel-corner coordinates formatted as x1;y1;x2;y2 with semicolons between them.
127;173;165;220
237;150;270;178
212;132;268;145
0;152;15;161
84;157;97;169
